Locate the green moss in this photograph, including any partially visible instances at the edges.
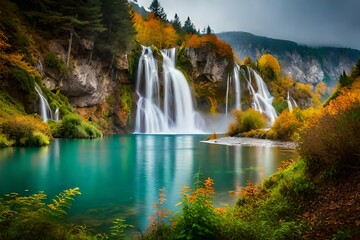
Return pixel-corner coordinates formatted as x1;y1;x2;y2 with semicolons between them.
11;66;35;94
0;90;25;118
119;85;133;113
42;88;73;117
44;52;67;76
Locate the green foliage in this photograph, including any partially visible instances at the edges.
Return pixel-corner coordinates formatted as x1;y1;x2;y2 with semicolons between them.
0;133;14;147
172;176;220;240
44;52;67;75
41;88;73;117
0;188;98;240
149;0;167;21
183;17;197;34
11;66;35;95
110;218;133;240
227;109;267;136
119;85;133;113
0;90;25;118
54;113;102;139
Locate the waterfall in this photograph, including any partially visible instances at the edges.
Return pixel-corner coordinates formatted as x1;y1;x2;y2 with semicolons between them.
233;63;241;110
135;46;167;133
242;68;278;125
134;46;204;134
286;90;298;112
34;83;59;122
225;75;230;117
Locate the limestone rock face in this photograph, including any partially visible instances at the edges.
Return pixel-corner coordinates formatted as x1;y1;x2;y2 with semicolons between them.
61;58;115;107
184;47;230;90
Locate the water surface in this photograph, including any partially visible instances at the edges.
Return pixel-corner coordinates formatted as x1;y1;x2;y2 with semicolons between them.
0;134;298;232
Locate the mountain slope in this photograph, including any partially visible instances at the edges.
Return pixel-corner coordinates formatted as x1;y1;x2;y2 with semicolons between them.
218;31;360;85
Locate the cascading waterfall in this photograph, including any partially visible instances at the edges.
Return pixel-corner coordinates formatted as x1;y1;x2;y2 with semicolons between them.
246;69;277;124
34;83;59;122
135;46;204;134
225;63;241;117
135;46;167;133
161;49;202;133
233;63;241;110
286;90;298;112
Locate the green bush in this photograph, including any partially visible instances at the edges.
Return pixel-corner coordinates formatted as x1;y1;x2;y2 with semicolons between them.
227;109;267;136
11;66;35;94
44;52;67;75
172;175;220;240
56;113;102;139
0;133;14;147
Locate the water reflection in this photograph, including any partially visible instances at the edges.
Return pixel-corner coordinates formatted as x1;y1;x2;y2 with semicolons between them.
0;135;298;231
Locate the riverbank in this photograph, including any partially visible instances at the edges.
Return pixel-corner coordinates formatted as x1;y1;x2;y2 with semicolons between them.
201;137;297;150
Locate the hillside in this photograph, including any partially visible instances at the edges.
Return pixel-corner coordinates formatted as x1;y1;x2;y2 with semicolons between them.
218;31;360;85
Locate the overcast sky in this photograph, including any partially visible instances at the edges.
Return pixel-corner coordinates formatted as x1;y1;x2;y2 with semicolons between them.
136;0;360;50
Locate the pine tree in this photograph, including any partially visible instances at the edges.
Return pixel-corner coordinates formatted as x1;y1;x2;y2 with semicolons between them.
206;25;212;35
172;13;181;30
96;0;134;68
149;0;167;21
183;17;196;34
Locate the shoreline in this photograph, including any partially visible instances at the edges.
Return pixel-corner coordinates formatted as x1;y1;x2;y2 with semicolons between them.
201;137;297;150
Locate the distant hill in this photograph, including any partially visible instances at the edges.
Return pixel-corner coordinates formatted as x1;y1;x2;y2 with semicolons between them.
217;31;360;85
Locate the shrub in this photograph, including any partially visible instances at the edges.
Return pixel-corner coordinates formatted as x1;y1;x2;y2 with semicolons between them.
227;109;267;136
1;115;51;146
11;66;35;94
44;52;67;75
300;93;360;179
0;132;14;147
270;110;301;141
173;176;220;240
56;113;102;139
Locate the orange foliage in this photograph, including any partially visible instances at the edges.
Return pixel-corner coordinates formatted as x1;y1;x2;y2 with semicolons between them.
325;88;360;115
0;32;10;51
132;12;178;49
183;34;234;59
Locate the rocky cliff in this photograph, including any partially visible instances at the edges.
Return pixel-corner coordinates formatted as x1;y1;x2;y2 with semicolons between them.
218;31;360;86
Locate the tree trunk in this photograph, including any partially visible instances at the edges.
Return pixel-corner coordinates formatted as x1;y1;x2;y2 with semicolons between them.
66;32;73;69
88;49;93;65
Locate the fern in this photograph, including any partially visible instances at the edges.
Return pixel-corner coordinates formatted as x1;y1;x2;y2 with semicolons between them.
110;217;133;240
45;187;81;218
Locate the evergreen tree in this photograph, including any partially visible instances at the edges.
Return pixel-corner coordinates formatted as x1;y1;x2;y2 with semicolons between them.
206;25;212;35
149;0;167;21
172;13;181;30
183;17;196;34
96;0;134;68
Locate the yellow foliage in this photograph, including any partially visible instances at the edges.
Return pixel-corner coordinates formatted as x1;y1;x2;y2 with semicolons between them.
0;52;40;78
325;88;360;115
258;54;281;78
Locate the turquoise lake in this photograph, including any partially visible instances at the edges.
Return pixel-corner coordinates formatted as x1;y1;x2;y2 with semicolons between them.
0;134;298;232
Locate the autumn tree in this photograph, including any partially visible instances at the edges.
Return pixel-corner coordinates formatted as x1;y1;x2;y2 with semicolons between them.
132;12;178;49
258;53;281;81
149;0;167;21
